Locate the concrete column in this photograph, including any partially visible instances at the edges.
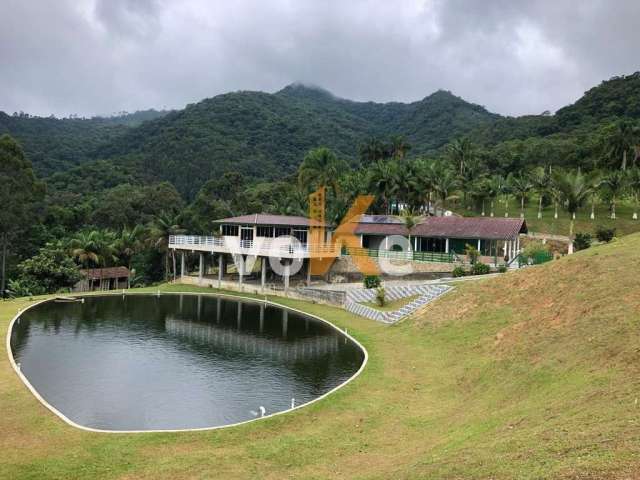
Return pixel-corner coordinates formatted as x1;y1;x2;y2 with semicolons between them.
181;252;186;278
306;259;311;286
477;239;481;251
198;253;204;284
284;263;290;293
282;309;288;337
261;257;267;291
259;304;265;333
445;238;450;253
218;254;223;288
238;255;244;286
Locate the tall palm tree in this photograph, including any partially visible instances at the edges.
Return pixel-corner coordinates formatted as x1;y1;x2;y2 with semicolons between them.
471;177;491;216
447;138;475;175
605;120;636;170
486;175;503;218
432;165;459;212
509;173;533;218
530;166;549;219
552;170;594;253
628;167;640;220
401;209;420;251
152;212;185;280
298;147;347;195
389;135;411;161
359;138;386;165
369;160;398;214
115;225;147;269
501;174;514;217
601;170;628;219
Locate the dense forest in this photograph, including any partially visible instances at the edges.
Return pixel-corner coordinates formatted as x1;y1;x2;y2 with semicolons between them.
2;72;640;296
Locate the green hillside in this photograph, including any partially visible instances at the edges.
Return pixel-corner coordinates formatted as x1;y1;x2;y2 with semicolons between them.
2;234;639;478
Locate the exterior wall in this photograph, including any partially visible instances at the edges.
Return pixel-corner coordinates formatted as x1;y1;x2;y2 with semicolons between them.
329;255;455;283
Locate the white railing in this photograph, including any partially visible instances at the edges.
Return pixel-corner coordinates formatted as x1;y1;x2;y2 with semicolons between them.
168;235;339;257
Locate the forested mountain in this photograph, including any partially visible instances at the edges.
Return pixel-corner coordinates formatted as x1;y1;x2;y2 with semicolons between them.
2;72;640;200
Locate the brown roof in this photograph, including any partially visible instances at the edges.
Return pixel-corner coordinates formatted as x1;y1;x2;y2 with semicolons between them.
353;215;526;240
412;216;526;240
81;267;131;280
213;214;326;227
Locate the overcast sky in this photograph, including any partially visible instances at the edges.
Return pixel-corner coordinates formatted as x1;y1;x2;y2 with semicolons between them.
1;0;638;118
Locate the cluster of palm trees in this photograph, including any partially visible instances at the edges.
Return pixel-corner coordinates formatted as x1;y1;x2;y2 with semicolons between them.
55;212;185;280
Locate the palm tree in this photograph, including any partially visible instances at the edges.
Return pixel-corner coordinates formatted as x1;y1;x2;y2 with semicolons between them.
298;147;347;195
115;225;147;269
471;177;491;216
69;230;117;268
605;120;636;170
432;165;459;212
447;138;475;175
530;166;549;219
601;170;628;219
501;175;514;217
369;160;398;214
359;138;386;165
552;170;594;253
401;209;420;251
509;173;533;218
152;212;185;280
628;167;640;220
485;175;503;218
389;135;411;161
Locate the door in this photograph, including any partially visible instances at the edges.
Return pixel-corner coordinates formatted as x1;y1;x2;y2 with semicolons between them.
240;227;254;247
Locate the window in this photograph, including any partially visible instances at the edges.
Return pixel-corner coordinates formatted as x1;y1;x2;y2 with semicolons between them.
221;224;239;236
256;226;274;237
274;227;290;238
292;229;308;244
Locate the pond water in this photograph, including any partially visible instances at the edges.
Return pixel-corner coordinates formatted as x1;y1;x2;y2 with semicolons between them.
9;294;364;431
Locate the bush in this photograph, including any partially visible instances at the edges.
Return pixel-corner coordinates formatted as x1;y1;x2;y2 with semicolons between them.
595;226;616;243
375;286;386;307
363;275;381;289
497;265;507;273
573;232;592;251
452;266;466;277
522;241;550;259
464;244;480;265
470;262;491;275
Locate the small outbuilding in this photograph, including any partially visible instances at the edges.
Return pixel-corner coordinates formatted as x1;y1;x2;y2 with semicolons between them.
74;267;131;292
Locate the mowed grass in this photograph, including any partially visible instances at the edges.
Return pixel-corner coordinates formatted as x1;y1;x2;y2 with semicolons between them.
2;234;640;479
459;197;640;237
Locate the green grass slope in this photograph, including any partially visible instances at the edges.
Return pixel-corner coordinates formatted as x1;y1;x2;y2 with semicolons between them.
1;234;639;479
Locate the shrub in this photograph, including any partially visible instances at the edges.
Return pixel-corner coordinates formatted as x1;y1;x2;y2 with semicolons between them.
363;275;381;289
595;226;616;243
497;265;507;273
471;262;491;275
375;286;386;307
464;244;480;264
522;241;550;259
573;232;592;251
452;266;466;277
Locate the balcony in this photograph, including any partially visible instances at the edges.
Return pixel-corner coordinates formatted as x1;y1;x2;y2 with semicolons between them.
168;235;340;259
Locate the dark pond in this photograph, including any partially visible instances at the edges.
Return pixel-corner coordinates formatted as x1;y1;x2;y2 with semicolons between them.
10;294;364;431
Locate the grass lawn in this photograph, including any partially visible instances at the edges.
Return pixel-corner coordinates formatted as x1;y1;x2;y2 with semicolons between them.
457;196;640;237
364;294;419;311
2;234;640;479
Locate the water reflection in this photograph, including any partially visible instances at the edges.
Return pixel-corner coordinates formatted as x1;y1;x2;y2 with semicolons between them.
10;294;364;431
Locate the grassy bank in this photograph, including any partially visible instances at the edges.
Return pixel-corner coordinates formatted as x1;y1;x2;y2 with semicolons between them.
2;234;640;479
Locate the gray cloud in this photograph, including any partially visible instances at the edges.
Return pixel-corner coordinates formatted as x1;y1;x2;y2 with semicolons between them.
1;0;638;117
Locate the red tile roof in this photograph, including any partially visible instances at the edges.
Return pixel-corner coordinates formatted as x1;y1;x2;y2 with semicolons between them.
213;214;326;227
352;215;526;240
81;267;131;280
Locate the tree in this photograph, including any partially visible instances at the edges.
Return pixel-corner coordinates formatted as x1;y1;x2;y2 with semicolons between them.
432;164;459;212
447;138;476;175
115;225;147;269
509;173;533;218
389;135;411;161
69;230;118;268
16;245;82;294
485;175;503;218
298;147;347;195
368;160;398;214
604;120;636;170
530;166;549;219
552;170;594;253
359;138;386;165
401;210;420;250
600;170;628;219
152;212;185;280
0;135;44;296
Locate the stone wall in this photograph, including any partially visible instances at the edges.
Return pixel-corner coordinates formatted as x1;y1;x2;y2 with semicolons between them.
328;255;455;283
